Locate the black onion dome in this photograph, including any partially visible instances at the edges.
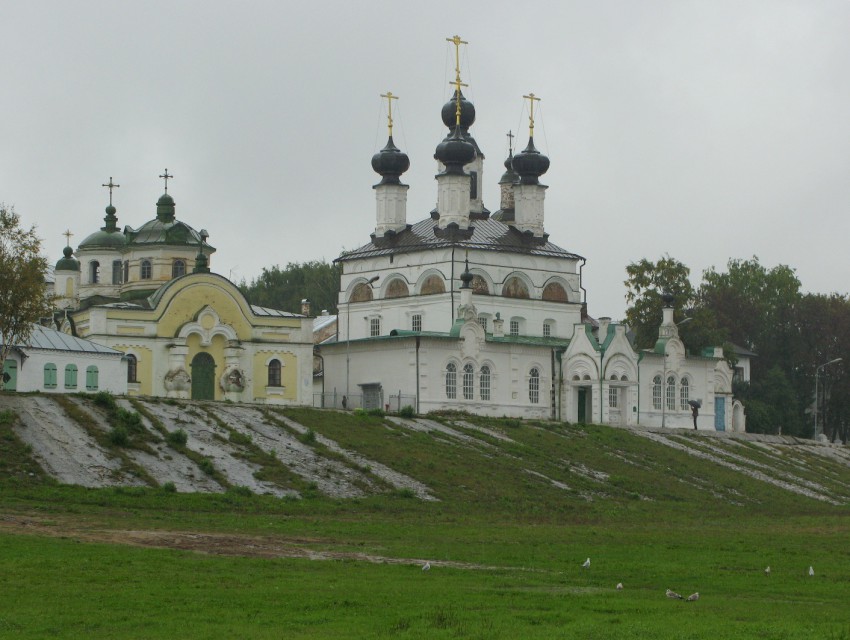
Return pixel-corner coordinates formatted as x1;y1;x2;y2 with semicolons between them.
511;137;550;185
371;136;410;185
460;258;473;289
55;245;80;271
434;127;475;175
441;90;476;131
499;150;519;185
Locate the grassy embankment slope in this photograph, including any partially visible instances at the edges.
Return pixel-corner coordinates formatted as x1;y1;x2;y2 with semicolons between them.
1;399;849;639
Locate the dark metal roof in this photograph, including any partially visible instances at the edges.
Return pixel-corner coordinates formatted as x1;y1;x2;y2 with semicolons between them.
3;324;123;355
336;216;584;263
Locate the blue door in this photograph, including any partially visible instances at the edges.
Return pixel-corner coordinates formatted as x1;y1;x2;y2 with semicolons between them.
715;397;726;431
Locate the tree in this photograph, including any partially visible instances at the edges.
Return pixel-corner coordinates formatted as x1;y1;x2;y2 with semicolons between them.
0;205;53;389
240;260;341;316
623;255;718;350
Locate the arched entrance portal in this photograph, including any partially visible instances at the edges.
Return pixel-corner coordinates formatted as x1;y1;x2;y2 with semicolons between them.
190;352;216;400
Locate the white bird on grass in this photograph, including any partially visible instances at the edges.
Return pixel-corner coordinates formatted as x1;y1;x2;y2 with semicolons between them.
686;592;700;602
764;566;771;576
809;566;814;576
616;583;623;590
582;557;591;569
666;589;683;599
422;561;431;572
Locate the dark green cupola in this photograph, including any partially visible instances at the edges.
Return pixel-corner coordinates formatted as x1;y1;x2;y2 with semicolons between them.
55;245;80;271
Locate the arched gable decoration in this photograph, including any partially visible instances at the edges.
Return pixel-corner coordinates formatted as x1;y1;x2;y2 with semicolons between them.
420;274;446;295
385;278;410;298
542;281;568;302
349;283;374;302
177;306;238;346
502;275;530;299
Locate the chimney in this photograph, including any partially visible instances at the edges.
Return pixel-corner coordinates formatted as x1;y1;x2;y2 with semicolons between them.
301;299;311;316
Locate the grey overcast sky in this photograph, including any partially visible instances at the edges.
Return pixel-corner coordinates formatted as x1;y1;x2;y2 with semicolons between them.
2;0;848;320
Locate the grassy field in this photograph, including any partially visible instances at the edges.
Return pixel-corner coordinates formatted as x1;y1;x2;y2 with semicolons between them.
1;405;849;638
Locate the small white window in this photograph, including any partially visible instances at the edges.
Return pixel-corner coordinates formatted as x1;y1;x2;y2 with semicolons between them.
543;321;552;337
652;375;662;410
608;386;618;408
529;368;540;404
411;314;422;332
462;363;474;400
680;377;690;410
477;316;488;332
510;320;520;336
480;365;491;401
370;317;381;337
445;363;457;399
666;375;676;411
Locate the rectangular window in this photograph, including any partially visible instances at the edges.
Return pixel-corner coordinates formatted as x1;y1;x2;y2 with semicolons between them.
370;317;381;337
608;386;618;408
510;320;519;336
477;316;488;332
112;260;122;285
86;366;99;391
480;366;491;401
64;364;78;389
44;364;57;389
543;322;552;337
411;314;422;332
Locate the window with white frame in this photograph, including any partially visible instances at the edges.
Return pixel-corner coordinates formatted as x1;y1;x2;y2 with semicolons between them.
477;316;488;332
666;375;676;410
529;367;540;404
652;375;662;410
463;363;474;400
480;365;491;401
510;319;520;336
679;377;690;410
140;259;152;280
445;363;457;399
411;314;422;332
608;385;618;408
370;317;381;337
543;321;552;337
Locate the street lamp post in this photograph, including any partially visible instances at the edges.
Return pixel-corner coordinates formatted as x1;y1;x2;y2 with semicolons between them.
661;316;692;429
813;357;842;439
345;275;379;405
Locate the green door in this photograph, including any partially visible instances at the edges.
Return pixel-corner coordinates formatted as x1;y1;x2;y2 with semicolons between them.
190;352;216;400
2;359;17;391
577;387;587;423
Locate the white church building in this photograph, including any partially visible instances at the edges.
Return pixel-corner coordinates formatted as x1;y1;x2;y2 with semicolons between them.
319;45;746;432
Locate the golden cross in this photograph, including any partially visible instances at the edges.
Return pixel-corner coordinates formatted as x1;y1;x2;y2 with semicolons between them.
159;168;173;193
101;176;120;205
523;93;542;137
381;91;399;137
63;229;73;246
446;35;469;126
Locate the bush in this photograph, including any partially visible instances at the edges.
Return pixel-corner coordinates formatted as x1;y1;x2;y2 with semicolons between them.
92;391;117;411
108;426;129;446
161;481;177;493
300;428;317;444
166;429;188;447
229;431;252;446
198;458;215;475
367;408;385;418
115;407;143;433
399;405;416;419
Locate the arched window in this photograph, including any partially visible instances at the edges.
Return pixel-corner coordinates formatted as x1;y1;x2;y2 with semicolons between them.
480;365;491;401
462;363;474;400
680;377;690;410
542;281;568;302
172;259;186;278
420;275;446;295
385;278;409;298
43;363;57;389
89;261;100;284
445;363;457;399
502;276;529;299
64;364;77;389
529;367;540;404
268;359;282;387
652;375;662;410
112;260;122;284
349;283;373;302
86;366;99;391
140;260;152;280
666;375;676;411
609;386;618;408
126;354;137;383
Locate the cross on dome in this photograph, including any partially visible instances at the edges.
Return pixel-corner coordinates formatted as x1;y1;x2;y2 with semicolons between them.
101;177;120;205
381;91;399;137
159;168;173;193
63;229;73;246
523;93;541;137
446;35;469;126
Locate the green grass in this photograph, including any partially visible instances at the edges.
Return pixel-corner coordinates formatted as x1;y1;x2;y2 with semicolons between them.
1;403;849;637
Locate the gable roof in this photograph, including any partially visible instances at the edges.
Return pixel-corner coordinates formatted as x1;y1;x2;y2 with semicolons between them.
4;324;122;355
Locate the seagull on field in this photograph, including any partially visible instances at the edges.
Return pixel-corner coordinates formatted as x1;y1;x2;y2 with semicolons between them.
764;566;771;576
686;592;700;602
422;561;431;572
808;566;814;576
616;583;623;590
582;557;591;569
666;589;683;599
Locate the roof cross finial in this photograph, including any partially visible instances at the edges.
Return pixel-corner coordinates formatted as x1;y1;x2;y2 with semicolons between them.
159;168;173;193
523;93;541;137
446;35;469;127
381;91;399;137
507;130;515;155
63;229;73;246
101;176;120;205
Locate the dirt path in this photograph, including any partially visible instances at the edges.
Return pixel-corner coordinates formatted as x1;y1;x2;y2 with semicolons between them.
0;513;498;570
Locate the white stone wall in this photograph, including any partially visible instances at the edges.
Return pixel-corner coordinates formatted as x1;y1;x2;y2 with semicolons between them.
4;350;126;394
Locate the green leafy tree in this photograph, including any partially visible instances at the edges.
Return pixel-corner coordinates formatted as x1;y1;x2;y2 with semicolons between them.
0;205;54;388
240;260;341;316
623;255;717;350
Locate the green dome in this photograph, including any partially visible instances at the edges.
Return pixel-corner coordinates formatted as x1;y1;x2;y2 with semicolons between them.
78;229;127;249
55;246;80;271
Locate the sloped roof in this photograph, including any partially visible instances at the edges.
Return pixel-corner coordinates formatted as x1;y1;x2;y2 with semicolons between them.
337;216;583;263
4;324;123;355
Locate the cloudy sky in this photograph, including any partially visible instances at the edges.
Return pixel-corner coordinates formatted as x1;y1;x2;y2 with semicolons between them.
3;1;848;319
